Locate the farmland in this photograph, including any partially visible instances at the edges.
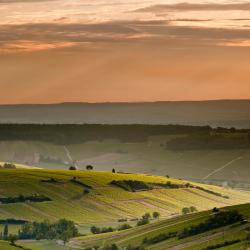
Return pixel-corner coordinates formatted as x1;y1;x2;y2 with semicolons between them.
0;169;249;225
70;203;250;250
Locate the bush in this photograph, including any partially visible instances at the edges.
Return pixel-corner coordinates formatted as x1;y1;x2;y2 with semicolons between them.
90;226;114;234
110;180;151;192
143;232;177;245
0;195;51;204
182;207;190;215
137;218;149;226
153;212;160;219
118;224;132;231
178;210;243;239
118;218;127;222
69;166;77;170
202;239;241;250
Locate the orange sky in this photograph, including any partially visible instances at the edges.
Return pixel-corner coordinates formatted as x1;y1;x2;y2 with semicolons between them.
0;0;250;103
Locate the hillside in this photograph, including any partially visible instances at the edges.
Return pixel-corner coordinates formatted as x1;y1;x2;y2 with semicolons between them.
0;169;249;226
69;203;250;250
0;133;250;183
1;100;250;128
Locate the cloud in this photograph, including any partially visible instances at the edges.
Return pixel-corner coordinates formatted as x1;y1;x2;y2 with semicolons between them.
1;20;250;53
135;2;250;13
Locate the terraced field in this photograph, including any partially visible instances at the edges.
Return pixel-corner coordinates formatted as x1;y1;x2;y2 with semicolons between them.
71;203;250;250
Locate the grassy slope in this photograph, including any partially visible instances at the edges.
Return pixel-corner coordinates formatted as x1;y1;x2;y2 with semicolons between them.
1;139;250;183
0;241;28;250
0;169;249;225
73;203;250;250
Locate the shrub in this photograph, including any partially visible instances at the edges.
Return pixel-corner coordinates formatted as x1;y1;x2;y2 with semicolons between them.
118;218;127;222
118;224;132;231
86;165;93;170
143;231;177;245
178;210;243;239
137;218;149;226
153;212;160;219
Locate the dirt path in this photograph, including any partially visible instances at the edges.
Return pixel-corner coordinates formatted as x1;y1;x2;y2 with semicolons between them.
64;146;74;164
202;156;243;180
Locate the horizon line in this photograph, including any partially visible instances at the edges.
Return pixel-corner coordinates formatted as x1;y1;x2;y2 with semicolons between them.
1;98;250;106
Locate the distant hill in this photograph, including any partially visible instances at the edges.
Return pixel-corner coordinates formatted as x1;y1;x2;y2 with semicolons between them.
1;100;250;128
0;124;249;183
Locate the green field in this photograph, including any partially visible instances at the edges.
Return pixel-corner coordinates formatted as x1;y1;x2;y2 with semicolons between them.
0;168;249;250
68;203;250;250
0;169;249;226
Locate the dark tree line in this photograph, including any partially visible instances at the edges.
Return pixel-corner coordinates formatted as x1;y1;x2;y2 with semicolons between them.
18;219;78;244
0;124;211;144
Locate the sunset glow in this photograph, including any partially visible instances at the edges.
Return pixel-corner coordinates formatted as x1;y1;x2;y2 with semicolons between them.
1;0;250;103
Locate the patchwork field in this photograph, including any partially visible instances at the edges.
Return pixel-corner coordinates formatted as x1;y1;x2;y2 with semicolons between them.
70;203;250;250
0;169;249;226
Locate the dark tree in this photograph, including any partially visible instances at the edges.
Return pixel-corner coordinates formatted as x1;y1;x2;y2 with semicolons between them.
153;212;160;219
86;165;93;170
112;168;116;173
3;224;8;240
69;166;77;170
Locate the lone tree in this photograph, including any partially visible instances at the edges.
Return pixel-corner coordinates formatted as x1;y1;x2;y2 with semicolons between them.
112;168;116;173
153;211;160;219
142;213;151;220
190;206;197;213
86;165;93;171
182;207;190;215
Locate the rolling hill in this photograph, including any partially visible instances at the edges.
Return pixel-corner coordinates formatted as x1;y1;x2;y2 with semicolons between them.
1;100;250;128
68;203;250;250
0;169;249;225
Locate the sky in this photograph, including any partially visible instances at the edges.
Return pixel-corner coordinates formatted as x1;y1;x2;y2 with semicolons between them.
0;0;250;104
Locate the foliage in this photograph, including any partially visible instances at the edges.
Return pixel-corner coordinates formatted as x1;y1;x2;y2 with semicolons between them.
0;194;51;204
18;219;78;242
110;180;151;192
166;132;250;150
178;210;243;239
182;206;198;215
143;231;177;245
0;124;211;144
153;212;160;219
90;226;114;234
3;224;8;240
117;224;132;231
86;165;94;170
202;239;241;250
0;163;16;169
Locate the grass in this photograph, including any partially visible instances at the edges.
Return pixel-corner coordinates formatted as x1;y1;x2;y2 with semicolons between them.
18;240;69;250
71;203;250;250
0;169;249;226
